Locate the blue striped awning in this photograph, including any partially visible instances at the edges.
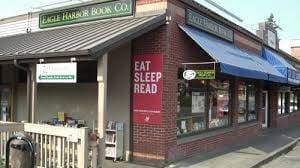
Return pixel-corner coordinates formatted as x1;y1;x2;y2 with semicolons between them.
262;48;300;85
179;24;286;83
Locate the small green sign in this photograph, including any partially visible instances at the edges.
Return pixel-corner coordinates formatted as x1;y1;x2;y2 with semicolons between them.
39;0;134;29
38;75;75;80
195;70;215;79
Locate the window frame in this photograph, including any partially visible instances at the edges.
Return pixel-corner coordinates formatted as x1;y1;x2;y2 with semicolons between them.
289;91;298;113
237;81;257;124
176;74;232;138
278;92;287;115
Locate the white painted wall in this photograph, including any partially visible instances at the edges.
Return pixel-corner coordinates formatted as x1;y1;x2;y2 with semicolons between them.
14;42;132;158
0;17;39;38
16;83;98;128
107;42;131;159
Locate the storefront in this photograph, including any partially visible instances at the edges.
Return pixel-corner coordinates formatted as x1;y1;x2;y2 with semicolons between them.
0;0;300;167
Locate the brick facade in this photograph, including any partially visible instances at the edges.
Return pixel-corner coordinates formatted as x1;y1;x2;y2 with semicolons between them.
291;47;300;60
277;113;300;129
132;26;168;166
268;86;278;128
277;91;300;128
136;0;166;5
234;31;262;55
131;0;300;166
176;123;260;158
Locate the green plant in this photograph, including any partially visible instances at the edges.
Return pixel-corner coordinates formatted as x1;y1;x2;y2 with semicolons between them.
266;13;282;31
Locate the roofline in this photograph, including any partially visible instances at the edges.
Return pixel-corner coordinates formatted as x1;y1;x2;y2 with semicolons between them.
0;0;111;23
264;44;300;66
180;0;300;65
179;0;264;43
89;13;166;57
0;12;166;61
278;49;300;65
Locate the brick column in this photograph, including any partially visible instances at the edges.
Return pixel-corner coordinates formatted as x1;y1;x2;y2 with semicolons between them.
269;85;279;128
285;92;291;114
255;81;263;125
297;91;300;112
230;77;239;128
132;26;168;166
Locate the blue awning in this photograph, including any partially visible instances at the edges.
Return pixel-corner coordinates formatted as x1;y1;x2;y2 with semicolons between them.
179;24;286;83
262;48;300;85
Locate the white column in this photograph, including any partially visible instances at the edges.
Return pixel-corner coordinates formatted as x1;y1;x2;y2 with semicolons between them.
97;53;108;167
30;63;37;123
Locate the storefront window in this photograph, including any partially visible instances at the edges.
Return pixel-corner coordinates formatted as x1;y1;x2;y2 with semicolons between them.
176;69;231;138
290;92;298;113
177;79;207;137
278;92;285;115
238;83;256;123
208;80;230;129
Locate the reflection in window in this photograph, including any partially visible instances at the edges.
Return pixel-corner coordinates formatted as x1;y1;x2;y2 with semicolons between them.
176;69;231;138
278;92;285;115
208;80;230;129
290;92;298;113
177;79;207;137
238;83;256;123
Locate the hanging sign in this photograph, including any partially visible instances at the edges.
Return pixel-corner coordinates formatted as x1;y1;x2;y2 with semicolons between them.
133;54;163;125
39;0;134;29
36;63;77;83
186;9;233;42
183;70;196;80
183;69;215;80
195;70;215;79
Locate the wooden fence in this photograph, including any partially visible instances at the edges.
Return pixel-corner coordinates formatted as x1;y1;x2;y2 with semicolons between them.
0;121;98;168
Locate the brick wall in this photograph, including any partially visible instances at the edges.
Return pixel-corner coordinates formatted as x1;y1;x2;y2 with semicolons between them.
276;91;300;128
136;0;166;5
176;123;260;158
277;113;300;129
234;31;262;55
269;86;278;128
131;0;269;166
164;0;263;163
291;47;300;60
132;26;168;166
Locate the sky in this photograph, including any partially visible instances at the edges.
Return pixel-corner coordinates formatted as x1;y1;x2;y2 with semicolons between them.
195;0;300;53
0;0;299;53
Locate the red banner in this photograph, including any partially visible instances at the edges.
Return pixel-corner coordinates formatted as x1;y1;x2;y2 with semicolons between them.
133;54;163;124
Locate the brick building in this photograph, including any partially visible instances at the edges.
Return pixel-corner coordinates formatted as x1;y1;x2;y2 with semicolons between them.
291;40;300;60
0;0;300;167
132;0;300;166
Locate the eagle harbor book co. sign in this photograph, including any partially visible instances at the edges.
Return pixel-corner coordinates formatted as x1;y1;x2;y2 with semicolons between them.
39;0;134;28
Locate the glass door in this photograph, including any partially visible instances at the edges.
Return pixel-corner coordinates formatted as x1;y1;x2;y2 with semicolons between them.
0;87;11;121
262;91;268;128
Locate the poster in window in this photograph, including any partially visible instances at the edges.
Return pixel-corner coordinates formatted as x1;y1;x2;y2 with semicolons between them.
192;92;205;113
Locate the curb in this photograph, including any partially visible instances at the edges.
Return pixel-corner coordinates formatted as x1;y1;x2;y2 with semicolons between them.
250;137;300;168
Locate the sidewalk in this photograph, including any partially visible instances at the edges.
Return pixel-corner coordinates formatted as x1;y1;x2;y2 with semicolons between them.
166;124;300;168
261;142;300;168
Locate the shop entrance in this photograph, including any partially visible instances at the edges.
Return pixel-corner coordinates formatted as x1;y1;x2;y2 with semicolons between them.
262;91;268;128
0;86;11;121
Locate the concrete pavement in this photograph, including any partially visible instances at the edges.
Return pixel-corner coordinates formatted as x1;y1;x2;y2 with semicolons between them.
166;124;300;168
104;124;300;168
261;143;300;168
